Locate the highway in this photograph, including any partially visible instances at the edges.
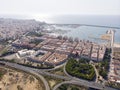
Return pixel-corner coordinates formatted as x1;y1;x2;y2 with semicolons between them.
0;61;50;90
63;61;116;90
34;69;71;81
0;61;117;90
53;80;118;90
53;80;103;90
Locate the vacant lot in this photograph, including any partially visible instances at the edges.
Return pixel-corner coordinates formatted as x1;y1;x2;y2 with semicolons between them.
0;67;45;90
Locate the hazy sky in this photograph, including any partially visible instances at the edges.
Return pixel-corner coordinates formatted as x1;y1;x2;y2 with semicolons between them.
0;0;120;16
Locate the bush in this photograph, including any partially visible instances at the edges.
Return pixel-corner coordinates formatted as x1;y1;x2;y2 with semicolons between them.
66;58;95;81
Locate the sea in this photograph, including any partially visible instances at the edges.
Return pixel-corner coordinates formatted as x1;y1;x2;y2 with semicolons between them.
1;15;120;43
44;15;120;43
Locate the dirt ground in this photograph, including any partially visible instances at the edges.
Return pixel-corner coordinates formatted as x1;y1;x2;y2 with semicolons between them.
0;67;45;90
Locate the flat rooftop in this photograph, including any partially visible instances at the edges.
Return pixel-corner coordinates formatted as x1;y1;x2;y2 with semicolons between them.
19;35;106;66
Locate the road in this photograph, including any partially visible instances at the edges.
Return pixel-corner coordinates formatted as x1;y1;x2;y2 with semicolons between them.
63;61;116;90
53;79;117;90
34;69;71;81
53;80;109;90
108;30;115;81
0;61;50;90
0;61;117;90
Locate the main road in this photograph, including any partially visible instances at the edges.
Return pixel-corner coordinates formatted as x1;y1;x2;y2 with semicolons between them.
0;61;117;90
0;61;50;90
52;80;116;90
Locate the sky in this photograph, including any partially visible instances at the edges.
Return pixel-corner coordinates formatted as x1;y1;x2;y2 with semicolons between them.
0;0;120;21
